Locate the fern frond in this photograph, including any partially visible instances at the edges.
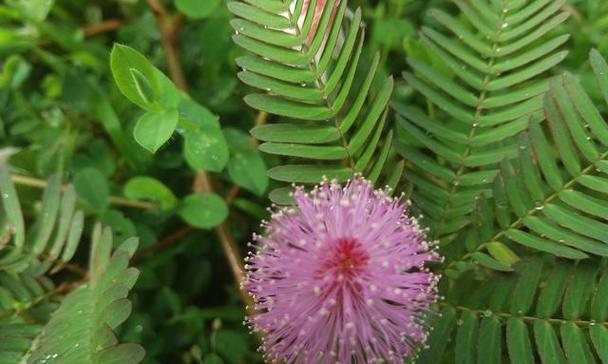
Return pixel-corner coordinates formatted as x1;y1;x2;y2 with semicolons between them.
418;257;608;364
456;50;608;265
394;0;569;242
229;0;400;201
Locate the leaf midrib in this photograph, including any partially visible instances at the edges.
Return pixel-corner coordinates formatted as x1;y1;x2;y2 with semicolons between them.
432;3;512;240
285;6;357;170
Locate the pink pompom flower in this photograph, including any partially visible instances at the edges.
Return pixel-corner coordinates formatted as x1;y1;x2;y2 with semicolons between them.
244;176;441;363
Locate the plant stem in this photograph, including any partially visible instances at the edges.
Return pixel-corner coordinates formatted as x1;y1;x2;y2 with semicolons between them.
146;0;254;311
10;174;155;209
82;18;123;37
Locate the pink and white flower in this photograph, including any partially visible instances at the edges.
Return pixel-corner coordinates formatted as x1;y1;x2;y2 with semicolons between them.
244;177;441;363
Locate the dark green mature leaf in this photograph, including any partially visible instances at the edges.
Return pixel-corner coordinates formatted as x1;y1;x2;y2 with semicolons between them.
394;0;568;244
27;228;144;364
74;168;109;211
457;51;608;265
175;0;220;19
178;193;228;229
436;258;608;363
224;128;268;196
180;98;229;172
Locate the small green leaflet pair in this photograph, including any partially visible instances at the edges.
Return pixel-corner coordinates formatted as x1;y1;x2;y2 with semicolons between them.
0;157;143;364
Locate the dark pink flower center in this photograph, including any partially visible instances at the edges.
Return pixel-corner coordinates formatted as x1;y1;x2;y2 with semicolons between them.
318;238;369;279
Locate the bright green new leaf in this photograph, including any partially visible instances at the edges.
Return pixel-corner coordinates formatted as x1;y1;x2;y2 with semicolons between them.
6;0;54;21
124;176;177;210
110;44;179;110
134;109;179;153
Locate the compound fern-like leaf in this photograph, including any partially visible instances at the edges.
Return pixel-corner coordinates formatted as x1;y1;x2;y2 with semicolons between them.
394;0;569;243
26;226;144;364
420;257;608;363
455;50;608;267
229;0;401;201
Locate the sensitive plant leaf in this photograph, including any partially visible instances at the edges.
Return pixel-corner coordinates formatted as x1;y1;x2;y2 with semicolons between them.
229;0;398;200
394;0;569;244
458;51;608;264
27;231;144;364
0;160;24;250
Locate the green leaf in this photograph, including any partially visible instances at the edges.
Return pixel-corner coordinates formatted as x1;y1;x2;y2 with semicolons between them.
417;307;456;364
455;311;478;364
123;177;177;210
506;318;534;364
179;98;229;172
477;316;502;364
486;242;520;266
6;0;54;21
175;0;220;19
589;325;608;363
110;44;161;109
133;109;179;153
562;261;598;319
230;0;395;191
471;252;513;271
215;330;249;364
183;128;229;172
561;322;595;364
251;124;340;144
178;193;228;229
224;128;268;196
533;320;567;364
267;165;353;184
0;162;25;250
74;168;109;211
27;228;144;364
110;44;178;110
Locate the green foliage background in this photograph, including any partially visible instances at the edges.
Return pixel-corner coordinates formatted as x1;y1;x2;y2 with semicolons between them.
2;0;608;363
